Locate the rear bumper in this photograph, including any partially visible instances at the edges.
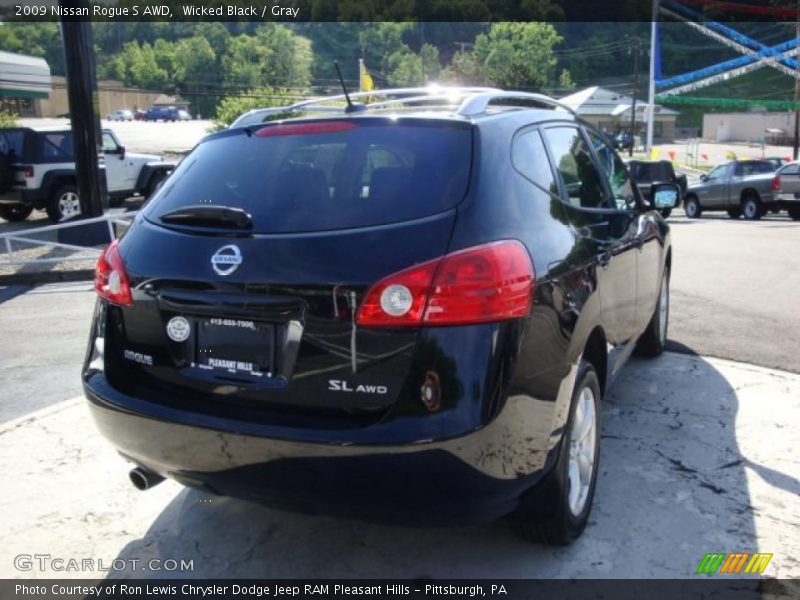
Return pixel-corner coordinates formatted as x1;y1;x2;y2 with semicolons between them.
774;193;800;206
84;368;569;524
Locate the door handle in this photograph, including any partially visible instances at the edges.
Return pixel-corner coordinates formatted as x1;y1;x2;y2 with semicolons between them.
597;251;611;270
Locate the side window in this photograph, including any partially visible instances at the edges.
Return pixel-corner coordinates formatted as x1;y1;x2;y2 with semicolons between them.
543;126;610;210
511;129;558;197
588;131;637;211
706;164;728;180
102;132;119;153
41;132;73;161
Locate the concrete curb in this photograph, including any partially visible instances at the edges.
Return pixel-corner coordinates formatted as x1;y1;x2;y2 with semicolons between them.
0;269;94;285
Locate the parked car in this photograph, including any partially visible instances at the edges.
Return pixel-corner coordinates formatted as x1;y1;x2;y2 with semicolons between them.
764;156;790;171
83;88;678;544
0;126;175;222
684;159;777;220
771;161;800;221
144;106;181;122
107;109;133;122
628;159;688;218
133;110;147;121
177;109;192;121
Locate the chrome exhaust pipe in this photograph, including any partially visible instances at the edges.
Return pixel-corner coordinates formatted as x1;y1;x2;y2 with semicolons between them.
129;467;164;491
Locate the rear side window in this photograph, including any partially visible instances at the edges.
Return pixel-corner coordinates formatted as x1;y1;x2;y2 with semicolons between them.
780;163;800;175
39;132;74;161
0;130;25;157
511;129;557;197
543;126;610;210
734;161;775;176
147;119;472;233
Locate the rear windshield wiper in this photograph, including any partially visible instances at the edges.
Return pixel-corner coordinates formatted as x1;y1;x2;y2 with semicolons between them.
159;205;253;229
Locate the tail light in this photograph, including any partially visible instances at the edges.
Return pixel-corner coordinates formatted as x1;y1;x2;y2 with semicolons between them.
771;176;781;192
356;240;534;327
94;240;133;306
21;165;34;178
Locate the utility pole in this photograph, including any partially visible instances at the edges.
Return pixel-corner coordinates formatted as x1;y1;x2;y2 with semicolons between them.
630;38;641;157
646;0;659;155
794;0;799;160
59;0;105;217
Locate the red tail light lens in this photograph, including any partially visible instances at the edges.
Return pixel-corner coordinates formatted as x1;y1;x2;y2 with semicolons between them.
255;121;357;138
94;240;133;306
356;240;534;327
771;176;781;192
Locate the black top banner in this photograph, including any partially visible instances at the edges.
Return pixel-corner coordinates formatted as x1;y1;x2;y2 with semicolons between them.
1;0;798;22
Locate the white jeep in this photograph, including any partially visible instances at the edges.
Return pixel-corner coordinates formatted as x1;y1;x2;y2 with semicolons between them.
0;126;175;222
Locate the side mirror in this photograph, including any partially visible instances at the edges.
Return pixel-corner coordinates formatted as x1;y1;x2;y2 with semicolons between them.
699;174;708;182
118;146;126;159
651;183;680;209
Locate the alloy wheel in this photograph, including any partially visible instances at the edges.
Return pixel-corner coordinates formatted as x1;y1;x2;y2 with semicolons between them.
567;386;597;517
58;192;81;220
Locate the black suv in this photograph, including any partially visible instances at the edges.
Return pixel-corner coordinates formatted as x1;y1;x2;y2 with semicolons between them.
83;89;678;544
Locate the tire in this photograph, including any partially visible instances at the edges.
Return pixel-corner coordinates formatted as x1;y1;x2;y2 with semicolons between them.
636;269;670;357
146;171;168;199
684;195;702;219
510;361;601;545
742;195;762;221
788;206;800;221
0;203;34;222
726;207;741;219
46;184;82;222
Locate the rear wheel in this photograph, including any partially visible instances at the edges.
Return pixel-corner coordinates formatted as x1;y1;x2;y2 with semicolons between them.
510;361;601;545
0;203;34;222
636;269;669;357
727;207;742;219
788;206;800;221
684;196;702;219
46;184;81;222
742;195;762;221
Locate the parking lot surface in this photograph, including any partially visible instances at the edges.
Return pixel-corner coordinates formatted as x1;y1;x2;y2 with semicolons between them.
1;347;797;579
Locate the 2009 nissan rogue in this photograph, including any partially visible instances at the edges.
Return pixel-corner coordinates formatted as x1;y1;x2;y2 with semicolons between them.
83;88;679;544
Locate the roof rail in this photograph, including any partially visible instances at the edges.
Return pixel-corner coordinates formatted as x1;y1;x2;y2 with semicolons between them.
456;92;576;117
230;86;499;128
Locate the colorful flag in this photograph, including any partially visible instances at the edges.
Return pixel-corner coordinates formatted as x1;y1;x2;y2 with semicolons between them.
360;61;375;92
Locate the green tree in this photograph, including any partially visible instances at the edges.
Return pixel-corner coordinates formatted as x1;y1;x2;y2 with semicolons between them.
255;24;312;88
213;88;301;130
472;22;563;90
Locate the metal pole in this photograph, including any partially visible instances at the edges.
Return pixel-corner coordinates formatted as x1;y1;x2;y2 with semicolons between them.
358;58;364;92
646;0;659;155
630;39;640;157
59;2;105;218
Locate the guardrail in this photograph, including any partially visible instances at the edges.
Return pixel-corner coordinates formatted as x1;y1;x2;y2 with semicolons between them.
0;211;137;266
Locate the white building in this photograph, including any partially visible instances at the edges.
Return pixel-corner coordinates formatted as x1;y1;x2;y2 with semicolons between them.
559;86;678;142
702;111;795;144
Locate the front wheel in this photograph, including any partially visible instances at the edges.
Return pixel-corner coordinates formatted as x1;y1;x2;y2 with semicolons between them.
636;269;669;357
46;184;81;222
684;196;702;219
510;361;601;545
788;206;800;221
727;207;742;219
742;195;762;221
0;203;34;222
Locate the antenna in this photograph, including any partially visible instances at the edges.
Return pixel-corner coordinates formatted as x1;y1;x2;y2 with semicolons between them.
334;61;366;113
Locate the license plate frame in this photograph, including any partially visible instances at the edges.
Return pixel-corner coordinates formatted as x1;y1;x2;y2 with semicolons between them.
195;317;274;377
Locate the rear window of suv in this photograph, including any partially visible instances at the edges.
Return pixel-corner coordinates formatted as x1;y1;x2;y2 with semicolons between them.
145;118;473;233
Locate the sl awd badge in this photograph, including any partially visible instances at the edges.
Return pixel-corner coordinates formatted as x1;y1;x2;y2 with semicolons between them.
211;244;242;276
166;316;191;342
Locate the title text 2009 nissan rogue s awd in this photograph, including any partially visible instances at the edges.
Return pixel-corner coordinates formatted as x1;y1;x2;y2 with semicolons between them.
83;89;679;545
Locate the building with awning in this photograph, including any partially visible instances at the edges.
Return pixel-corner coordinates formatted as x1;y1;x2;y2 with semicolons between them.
559;86;678;143
0;50;52;116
